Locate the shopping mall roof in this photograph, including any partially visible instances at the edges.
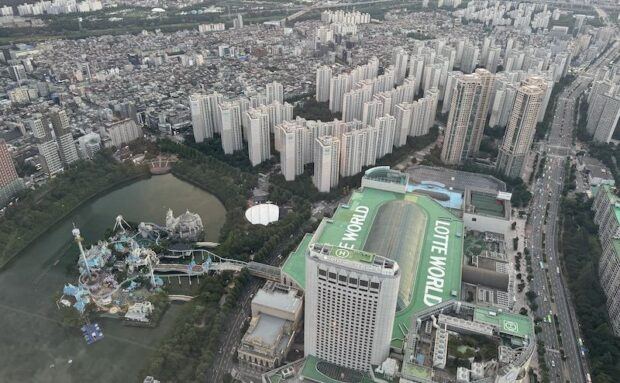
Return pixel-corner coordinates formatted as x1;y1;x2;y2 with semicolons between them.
473;307;533;339
253;284;302;316
244;314;288;346
281;181;464;349
363;166;409;185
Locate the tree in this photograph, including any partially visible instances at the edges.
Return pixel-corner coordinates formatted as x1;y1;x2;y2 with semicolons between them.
0;151;149;268
293;98;341;122
513;237;519;250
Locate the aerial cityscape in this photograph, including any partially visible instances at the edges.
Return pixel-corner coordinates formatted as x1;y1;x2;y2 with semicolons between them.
0;0;618;382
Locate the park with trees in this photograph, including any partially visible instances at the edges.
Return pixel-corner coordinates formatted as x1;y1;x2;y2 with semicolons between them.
0;150;149;269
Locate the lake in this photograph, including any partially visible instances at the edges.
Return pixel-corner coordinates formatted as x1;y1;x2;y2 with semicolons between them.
0;173;226;383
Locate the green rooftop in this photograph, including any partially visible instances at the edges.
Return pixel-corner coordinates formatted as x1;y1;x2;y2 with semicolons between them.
363;166;409;185
401;362;432;380
470;190;506;218
474;307;534;339
281;183;464;349
315;187;396;250
281;233;312;288
391;194;463;348
322;245;376;264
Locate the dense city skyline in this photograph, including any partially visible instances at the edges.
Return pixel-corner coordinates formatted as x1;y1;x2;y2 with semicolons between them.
0;1;619;383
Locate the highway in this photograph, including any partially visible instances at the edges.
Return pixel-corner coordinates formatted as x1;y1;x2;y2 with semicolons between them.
527;41;619;383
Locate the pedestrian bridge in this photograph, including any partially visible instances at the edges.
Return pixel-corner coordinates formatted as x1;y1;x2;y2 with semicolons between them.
154;249;281;281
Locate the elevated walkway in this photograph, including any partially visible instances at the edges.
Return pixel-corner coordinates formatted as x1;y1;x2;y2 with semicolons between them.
155;248;281;281
247;262;281;281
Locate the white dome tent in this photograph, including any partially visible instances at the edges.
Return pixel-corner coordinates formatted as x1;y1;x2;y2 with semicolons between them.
245;203;279;226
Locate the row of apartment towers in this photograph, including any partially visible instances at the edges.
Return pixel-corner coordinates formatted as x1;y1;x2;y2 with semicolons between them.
317;61;548;180
29;108;80;176
190;64;547;194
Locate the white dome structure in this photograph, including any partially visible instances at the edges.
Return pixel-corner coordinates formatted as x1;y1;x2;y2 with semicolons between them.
245;204;279;226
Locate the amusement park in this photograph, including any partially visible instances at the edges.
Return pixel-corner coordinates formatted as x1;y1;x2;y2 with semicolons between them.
57;207;277;340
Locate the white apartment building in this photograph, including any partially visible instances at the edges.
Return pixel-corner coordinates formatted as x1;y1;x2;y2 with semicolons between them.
246;109;271;167
266;81;284;104
593;185;620;335
313;136;340;193
189;92;223;141
489;77;518;128
50;108;79;166
408;55;425;96
190;93;212;142
220;101;243;155
393;47;409;86
587;82;620;143
442;71;463;114
340;128;368;177
362;100;384;126
105;119;142;148
374;115;396;159
29;116;63;176
460;42;479;74
393;103;412;147
409;90;438;137
342;82;373;122
391;77;416;111
279;122;307;181
315;66;332;103
329;74;350;113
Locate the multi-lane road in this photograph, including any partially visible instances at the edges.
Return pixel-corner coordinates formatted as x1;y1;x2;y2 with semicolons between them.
528;41;619;383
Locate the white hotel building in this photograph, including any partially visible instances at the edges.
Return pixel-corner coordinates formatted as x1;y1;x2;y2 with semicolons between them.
304;244;400;372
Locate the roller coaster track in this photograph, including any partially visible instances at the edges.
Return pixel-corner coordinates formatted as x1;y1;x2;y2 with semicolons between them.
155;249;281;281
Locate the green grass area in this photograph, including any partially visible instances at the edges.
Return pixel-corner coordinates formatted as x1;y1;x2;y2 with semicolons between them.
401;362;432;379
